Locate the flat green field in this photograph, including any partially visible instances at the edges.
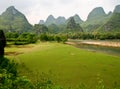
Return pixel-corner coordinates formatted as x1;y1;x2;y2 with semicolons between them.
5;42;120;88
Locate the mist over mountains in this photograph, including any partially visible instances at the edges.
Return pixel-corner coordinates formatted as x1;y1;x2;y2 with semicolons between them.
0;4;120;33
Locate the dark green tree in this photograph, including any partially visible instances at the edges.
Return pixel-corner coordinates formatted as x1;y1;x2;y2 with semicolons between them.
0;30;6;58
40;34;48;41
16;33;37;44
5;32;19;41
54;36;61;43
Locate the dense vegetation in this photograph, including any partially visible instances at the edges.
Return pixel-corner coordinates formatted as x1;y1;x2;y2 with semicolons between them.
5;32;37;45
0;30;31;88
0;57;64;89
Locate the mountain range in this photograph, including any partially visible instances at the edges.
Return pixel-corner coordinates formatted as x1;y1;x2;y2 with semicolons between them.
39;4;120;32
0;5;120;33
39;14;83;26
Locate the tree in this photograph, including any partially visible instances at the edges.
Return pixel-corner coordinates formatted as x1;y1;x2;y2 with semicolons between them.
5;32;19;41
0;30;6;58
26;34;37;43
16;33;37;44
40;34;48;41
54;36;61;43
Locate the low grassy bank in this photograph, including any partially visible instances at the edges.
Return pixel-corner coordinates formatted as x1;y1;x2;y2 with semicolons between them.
5;42;120;88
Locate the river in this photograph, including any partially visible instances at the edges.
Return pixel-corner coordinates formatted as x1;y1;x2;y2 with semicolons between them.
66;40;120;57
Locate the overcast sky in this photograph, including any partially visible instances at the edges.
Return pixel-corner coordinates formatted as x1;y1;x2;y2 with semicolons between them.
0;0;120;24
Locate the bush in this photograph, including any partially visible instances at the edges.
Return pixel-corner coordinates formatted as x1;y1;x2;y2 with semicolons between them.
5;32;38;45
0;57;33;89
39;34;68;43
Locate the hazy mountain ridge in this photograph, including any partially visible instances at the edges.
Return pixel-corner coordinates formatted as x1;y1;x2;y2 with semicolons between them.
66;17;83;32
114;5;120;13
0;6;32;33
87;7;106;21
39;5;120;33
45;15;56;26
98;5;120;32
39;14;83;26
56;16;66;25
81;7;111;32
73;14;84;24
39;20;45;24
0;4;120;33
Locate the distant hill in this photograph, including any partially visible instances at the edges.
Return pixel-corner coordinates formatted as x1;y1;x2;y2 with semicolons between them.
82;7;112;32
99;13;120;32
55;16;66;25
40;15;66;26
44;15;56;26
0;6;32;33
114;5;120;13
98;5;120;32
66;14;84;24
41;14;84;31
39;20;45;24
66;17;83;32
87;7;106;21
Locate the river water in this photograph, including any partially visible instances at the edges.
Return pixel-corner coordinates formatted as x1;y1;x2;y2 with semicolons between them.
67;40;120;57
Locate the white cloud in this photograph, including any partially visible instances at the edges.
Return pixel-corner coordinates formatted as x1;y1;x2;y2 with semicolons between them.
0;0;120;24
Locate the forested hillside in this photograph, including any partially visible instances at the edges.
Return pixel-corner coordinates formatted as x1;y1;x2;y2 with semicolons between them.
0;6;32;33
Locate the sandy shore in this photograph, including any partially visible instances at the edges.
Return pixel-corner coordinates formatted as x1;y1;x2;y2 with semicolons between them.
66;40;120;47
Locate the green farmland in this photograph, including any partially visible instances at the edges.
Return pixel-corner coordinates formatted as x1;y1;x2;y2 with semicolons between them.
5;42;120;88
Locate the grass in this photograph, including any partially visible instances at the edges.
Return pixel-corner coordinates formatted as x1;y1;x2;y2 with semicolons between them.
5;42;120;88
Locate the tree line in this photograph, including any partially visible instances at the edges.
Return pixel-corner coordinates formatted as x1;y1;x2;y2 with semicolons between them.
5;32;68;44
5;31;120;45
67;32;120;40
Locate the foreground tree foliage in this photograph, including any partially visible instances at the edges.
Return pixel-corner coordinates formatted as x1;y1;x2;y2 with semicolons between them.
0;30;6;57
0;57;64;89
0;57;34;89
